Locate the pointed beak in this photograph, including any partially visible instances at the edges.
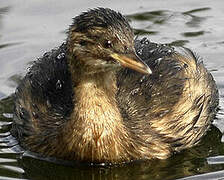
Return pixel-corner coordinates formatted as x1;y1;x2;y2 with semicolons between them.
110;52;152;75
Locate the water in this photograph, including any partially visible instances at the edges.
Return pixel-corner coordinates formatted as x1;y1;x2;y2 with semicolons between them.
0;0;224;179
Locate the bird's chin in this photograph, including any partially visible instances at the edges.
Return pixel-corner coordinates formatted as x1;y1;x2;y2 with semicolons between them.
103;63;121;71
85;64;121;75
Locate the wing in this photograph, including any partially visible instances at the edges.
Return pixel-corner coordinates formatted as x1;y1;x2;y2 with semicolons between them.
11;43;74;144
116;38;219;150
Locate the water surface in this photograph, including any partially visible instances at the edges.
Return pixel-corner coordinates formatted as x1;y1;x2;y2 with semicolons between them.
0;0;224;179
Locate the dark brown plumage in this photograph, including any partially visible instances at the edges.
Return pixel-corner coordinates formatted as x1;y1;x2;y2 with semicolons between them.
11;8;218;164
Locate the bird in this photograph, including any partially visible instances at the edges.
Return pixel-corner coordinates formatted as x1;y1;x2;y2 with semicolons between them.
11;7;218;164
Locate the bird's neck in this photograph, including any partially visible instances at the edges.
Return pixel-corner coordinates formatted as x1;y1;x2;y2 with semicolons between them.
63;71;132;162
73;72;121;122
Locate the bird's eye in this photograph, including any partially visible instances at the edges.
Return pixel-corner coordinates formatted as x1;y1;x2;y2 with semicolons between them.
104;40;112;48
124;46;128;52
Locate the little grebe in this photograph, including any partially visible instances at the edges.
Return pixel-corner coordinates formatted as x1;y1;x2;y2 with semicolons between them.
11;8;218;164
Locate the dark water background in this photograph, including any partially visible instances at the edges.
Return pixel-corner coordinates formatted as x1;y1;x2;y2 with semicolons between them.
0;0;224;179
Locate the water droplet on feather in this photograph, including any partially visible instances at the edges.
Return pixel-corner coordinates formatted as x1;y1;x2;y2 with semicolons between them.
57;53;65;60
131;88;140;95
56;80;62;90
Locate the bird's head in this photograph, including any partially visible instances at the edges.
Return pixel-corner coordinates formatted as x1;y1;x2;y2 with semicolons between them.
67;8;151;75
